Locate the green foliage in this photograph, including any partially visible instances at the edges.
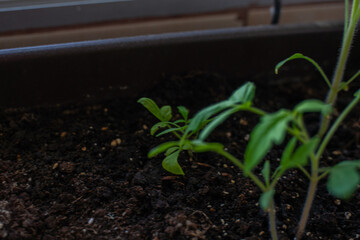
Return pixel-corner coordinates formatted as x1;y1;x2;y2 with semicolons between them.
165;146;179;156
275;53;331;87
294;100;332;116
148;141;179;158
139;98;193;175
138;98;172;122
199;103;250;141
162;150;184;175
187;82;255;134
186;100;233;134
140;75;360;239
139;2;360;238
262;161;271;187
280;137;297;167
280;137;319;171
156;126;186;137
150;122;168;135
229;82;256;103
327;160;360;199
177;106;189;121
260;189;275;210
139;83;256;175
244;110;292;175
191;140;224;153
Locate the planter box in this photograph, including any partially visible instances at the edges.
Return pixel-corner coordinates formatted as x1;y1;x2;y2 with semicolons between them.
0;22;357;107
0;22;359;239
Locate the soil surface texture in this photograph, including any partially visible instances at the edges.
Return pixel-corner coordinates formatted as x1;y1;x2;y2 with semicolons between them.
0;70;359;240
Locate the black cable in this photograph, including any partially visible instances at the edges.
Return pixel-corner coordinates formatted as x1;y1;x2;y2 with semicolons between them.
271;0;282;25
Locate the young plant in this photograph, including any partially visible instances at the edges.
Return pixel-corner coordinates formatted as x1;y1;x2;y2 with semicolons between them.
139;1;360;239
186;86;334;240
138;97;192;175
140;82;264;174
187;1;360;238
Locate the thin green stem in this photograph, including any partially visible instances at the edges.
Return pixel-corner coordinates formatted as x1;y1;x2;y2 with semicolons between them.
167;122;182;128
218;150;267;191
171;130;181;139
300;148;320;240
339;70;360;91
247;106;267;116
295;114;321;240
318;170;330;181
215;147;276;239
351;0;359;20
268;199;279;240
300;56;332;88
318;167;331;173
286;114;312;144
296;176;318;240
347;70;360;85
356;7;360;21
286;127;305;143
268;163;311;191
297;165;312;180
297;115;320;171
318;15;359;137
297;6;360;238
344;0;349;34
297;115;310;140
161;122;183;139
269;170;284;190
316;94;360;160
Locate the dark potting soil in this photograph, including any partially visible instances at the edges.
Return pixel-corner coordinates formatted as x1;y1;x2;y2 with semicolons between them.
0;71;359;240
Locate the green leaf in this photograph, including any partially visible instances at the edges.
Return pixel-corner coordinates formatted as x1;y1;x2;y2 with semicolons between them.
189;81;256;135
327;160;360;199
229;82;255;103
294;99;332;116
162;150;184;175
182;142;193;150
191;140;224;153
150;122;168;135
177;106;189;121
187;100;234;133
275;53;305;74
174;119;186;124
199;107;238;141
260;189;275;210
271;167;281;180
262;161;271;186
160;106;172;122
199;103;252;141
275;53;331;88
288;137;318;168
280;137;297;167
244;110;292;175
280;137;318;170
148;141;179;158
138;97;163;121
165;146;179;156
156;126;185;137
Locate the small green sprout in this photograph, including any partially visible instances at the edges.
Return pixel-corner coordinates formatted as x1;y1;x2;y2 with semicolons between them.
138;97;192;175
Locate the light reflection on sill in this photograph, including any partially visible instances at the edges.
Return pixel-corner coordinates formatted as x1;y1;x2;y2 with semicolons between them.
0;0;131;12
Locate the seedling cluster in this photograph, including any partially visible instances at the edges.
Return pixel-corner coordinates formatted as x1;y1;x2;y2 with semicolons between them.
139;1;360;239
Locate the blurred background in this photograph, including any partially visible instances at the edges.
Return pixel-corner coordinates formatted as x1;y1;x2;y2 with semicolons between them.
0;0;345;49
